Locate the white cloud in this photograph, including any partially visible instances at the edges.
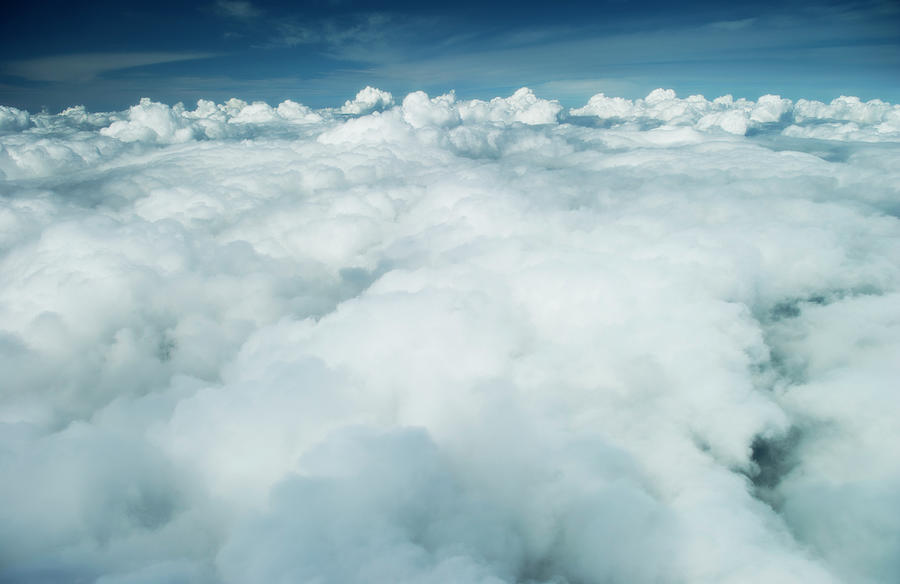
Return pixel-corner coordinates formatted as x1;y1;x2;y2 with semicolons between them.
571;88;900;140
0;105;30;133
1;86;899;583
339;86;394;115
457;88;562;125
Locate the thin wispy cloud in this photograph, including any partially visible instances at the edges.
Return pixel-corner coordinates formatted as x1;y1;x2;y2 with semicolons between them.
4;52;221;83
214;0;264;21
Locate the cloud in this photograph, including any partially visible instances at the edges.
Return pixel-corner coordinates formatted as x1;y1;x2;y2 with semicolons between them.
0;105;30;133
708;17;757;31
3;52;220;83
1;86;899;583
569;89;900;140
339;86;394;115
213;0;263;21
234;11;406;52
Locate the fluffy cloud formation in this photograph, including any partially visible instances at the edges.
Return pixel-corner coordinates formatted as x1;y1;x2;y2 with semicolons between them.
0;105;30;133
571;89;900;140
339;86;395;115
1;87;899;584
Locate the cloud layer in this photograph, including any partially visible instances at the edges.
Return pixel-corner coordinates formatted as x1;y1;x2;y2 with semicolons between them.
1;87;899;584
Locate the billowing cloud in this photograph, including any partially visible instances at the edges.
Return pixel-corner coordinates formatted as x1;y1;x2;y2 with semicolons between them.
1;86;899;583
0;105;30;133
339;87;395;115
570;89;900;141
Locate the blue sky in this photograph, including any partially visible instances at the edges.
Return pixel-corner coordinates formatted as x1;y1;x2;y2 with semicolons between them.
1;0;898;111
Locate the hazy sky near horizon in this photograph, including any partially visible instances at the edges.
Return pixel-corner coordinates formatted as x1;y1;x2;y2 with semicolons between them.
1;0;898;111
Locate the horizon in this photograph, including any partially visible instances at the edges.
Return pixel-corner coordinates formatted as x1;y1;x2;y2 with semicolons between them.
3;83;897;119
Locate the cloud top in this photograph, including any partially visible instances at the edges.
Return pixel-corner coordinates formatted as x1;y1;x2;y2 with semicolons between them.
571;88;900;140
339;86;395;115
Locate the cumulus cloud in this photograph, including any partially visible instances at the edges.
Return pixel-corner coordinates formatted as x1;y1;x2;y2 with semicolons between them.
0;105;30;133
458;88;562;125
339;86;395;115
1;86;899;583
570;88;900;141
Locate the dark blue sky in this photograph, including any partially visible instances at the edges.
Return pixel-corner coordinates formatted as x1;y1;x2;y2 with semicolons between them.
1;0;898;111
